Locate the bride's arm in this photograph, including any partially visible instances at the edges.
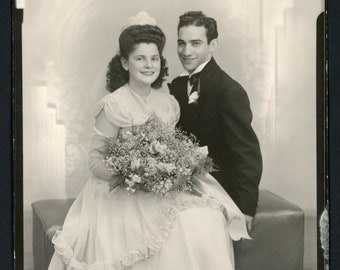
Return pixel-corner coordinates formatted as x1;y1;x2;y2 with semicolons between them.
88;110;120;182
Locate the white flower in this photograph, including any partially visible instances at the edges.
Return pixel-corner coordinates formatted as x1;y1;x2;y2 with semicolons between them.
157;162;176;173
121;130;132;139
130;158;141;170
149;141;168;154
188;91;199;104
155;143;167;154
188;157;198;167
148;167;158;175
131;174;142;183
195;146;209;157
164;180;173;190
126;186;136;193
179;167;192;176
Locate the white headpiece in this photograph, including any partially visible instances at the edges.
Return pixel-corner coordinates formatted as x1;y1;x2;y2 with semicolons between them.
121;11;157;32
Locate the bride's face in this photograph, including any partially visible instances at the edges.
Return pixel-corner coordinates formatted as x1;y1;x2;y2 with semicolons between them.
124;43;161;87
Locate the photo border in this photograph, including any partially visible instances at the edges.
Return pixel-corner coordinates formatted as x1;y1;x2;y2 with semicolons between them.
9;2;336;269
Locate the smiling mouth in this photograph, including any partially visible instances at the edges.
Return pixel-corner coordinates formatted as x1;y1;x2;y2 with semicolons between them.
181;57;196;62
141;72;155;76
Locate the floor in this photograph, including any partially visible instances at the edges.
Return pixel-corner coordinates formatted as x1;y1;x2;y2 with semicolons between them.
23;211;318;270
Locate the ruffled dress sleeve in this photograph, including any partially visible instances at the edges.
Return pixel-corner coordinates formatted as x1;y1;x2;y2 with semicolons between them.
94;92;132;127
88;93;126;182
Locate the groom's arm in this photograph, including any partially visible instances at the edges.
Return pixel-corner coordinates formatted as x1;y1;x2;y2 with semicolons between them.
168;82;174;95
220;83;263;217
168;78;182;96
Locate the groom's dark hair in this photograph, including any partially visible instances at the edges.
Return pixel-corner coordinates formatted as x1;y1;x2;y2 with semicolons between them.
178;11;218;44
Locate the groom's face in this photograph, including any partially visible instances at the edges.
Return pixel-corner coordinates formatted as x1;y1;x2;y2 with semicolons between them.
177;25;215;73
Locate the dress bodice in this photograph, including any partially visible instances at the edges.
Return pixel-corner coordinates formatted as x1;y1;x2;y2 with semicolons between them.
94;84;180;130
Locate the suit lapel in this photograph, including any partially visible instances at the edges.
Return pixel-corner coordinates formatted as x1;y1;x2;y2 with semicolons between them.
189;58;220;122
198;58;220;103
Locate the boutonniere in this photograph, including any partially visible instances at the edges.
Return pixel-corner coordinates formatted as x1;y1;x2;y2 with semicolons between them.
188;75;201;104
188;91;200;104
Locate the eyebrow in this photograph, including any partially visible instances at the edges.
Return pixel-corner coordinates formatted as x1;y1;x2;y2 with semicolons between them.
177;39;203;43
134;54;159;57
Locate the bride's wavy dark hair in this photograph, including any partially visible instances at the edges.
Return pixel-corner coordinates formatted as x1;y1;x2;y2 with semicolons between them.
106;25;169;92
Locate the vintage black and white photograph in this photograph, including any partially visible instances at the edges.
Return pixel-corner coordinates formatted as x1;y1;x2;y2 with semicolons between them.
21;0;325;269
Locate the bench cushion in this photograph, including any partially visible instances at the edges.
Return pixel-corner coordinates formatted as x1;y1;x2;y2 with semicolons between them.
234;190;304;270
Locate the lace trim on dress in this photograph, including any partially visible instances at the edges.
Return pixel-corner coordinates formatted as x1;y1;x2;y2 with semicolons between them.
51;193;234;270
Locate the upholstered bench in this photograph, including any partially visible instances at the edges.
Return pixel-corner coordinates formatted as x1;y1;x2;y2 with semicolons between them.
31;190;304;270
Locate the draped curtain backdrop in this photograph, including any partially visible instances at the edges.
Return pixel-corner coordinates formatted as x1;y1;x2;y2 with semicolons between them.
22;0;324;269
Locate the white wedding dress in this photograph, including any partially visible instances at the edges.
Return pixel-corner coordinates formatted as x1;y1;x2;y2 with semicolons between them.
48;84;250;270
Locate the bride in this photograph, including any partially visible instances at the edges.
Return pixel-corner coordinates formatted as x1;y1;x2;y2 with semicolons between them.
48;11;250;270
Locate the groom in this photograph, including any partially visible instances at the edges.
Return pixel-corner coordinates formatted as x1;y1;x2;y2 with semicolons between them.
169;11;262;231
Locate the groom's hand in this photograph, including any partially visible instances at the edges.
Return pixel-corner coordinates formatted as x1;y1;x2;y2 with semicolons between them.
244;214;253;232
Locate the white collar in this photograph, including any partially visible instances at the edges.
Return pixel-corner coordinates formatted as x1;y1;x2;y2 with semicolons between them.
179;58;211;77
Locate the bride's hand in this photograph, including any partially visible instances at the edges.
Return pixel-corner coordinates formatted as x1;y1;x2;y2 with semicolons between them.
108;175;123;192
244;214;253;232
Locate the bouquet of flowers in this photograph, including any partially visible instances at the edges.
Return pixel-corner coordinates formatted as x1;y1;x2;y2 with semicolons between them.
104;116;214;196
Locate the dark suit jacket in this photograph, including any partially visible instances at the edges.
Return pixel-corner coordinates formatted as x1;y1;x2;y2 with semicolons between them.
169;58;262;216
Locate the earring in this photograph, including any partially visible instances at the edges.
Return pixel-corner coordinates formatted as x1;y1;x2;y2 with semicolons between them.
124;66;128;71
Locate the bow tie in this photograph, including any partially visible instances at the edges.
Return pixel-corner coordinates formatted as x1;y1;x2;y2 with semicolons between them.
188;73;200;86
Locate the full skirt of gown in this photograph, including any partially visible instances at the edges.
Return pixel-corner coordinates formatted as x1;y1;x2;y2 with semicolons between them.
48;172;250;270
